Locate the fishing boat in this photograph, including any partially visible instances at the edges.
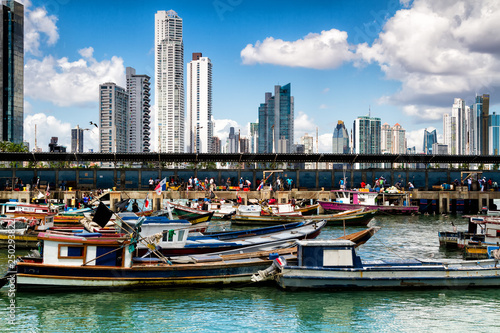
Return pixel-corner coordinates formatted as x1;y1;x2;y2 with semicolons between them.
0;202;59;218
131;219;326;257
0;216;54;248
231;209;376;226
169;202;236;220
1;226;376;291
319;190;418;215
253;239;500;290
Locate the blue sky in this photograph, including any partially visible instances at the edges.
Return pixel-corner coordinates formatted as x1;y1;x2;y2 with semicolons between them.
22;0;500;152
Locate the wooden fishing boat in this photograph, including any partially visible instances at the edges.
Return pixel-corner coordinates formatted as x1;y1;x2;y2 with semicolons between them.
1;226;375;291
253;239;500;290
231;209;376;226
0;216;54;248
319;190;418;215
169;202;236;220
132;219;326;257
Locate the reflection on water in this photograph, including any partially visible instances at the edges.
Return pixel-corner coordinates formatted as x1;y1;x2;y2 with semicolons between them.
1;214;499;332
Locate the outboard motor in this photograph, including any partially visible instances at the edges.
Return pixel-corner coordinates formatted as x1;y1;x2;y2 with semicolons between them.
251;257;287;282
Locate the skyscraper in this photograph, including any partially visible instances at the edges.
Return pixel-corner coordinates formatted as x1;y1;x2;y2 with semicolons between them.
187;52;212;153
155;10;184;152
489;112;500;155
332;121;349;154
227;127;239;153
353;116;381;154
258;83;294;153
126;67;151;153
480;94;490;155
381;123;392;154
392;123;406;154
1;0;23;144
248;122;259;153
301;133;314;154
71;126;84;153
423;129;437;154
99;83;128;153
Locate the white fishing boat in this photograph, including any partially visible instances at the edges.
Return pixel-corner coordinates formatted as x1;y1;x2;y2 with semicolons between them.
253;239;500;290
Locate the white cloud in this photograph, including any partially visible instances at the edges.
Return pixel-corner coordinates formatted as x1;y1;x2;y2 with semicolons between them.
241;29;355;69
294;111;317;143
356;0;500;109
24;113;99;153
23;0;59;56
402;105;448;122
318;133;332;153
24;49;125;107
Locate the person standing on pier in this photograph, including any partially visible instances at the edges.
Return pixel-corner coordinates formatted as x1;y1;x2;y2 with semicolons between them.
149;178;154;191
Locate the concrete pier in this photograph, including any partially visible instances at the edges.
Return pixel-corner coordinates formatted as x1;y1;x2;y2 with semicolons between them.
2;188;500;214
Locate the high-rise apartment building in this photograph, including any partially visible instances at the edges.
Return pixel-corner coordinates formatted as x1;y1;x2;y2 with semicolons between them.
1;0;23;144
381;123;392;154
227;127;239;153
489;112;500;155
423;129;437;154
155;10;184;152
353;116;381;154
479;94;490;155
392;123;406;154
332;121;350;154
99;83;128;153
71;126;84;153
258;83;294;153
126;67;151;153
187;52;212;153
301;133;314;154
248;122;259;153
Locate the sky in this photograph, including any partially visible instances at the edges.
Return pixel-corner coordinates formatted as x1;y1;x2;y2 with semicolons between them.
22;0;500;153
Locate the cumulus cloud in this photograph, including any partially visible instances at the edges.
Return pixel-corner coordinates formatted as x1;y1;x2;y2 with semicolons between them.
25;48;125;107
357;0;500;109
241;29;354;69
402;105;449;122
24;113;99;153
294;111;317;141
23;0;59;56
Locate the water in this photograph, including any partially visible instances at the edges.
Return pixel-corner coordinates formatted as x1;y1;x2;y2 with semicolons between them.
2;215;500;332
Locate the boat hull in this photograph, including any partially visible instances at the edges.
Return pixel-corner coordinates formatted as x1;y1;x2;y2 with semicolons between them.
231;213;374;226
319;201;418;215
277;260;500;290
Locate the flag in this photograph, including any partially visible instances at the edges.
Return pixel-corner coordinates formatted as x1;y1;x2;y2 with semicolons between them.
115;199;130;212
93;202;113;228
155;177;167;195
145;193;149;208
45;184;50;197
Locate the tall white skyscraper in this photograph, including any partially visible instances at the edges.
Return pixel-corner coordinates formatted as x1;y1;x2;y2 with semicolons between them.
187;53;213;153
392;123;406;153
444;98;471;155
126;67;151;153
381;123;392;154
155;10;184;152
99;83;128;153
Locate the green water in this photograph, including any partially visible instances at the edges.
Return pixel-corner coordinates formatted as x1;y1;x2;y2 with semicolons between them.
1;215;500;332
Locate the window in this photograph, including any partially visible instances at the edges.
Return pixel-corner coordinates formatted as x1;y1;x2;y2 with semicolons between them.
58;245;85;259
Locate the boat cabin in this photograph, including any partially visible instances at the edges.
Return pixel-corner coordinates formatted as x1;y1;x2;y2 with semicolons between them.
36;232;133;268
331;190;411;207
1;202;59;215
296;240;362;268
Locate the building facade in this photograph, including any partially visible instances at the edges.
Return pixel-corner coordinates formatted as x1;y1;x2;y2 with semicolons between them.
99;83;128;153
332;121;350;154
186;52;213;153
155;10;184;152
0;0;23;144
489;112;500;156
353;116;381;154
423;129;437;154
258;83;294;153
227;127;239;153
71;126;84;153
126;67;151;153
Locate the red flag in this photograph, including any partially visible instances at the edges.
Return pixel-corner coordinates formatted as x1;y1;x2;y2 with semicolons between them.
145;194;149;208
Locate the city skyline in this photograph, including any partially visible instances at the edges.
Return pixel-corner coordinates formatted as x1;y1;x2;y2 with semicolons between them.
21;0;500;153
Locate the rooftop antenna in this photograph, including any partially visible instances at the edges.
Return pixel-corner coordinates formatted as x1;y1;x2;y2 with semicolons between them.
369;105;371;118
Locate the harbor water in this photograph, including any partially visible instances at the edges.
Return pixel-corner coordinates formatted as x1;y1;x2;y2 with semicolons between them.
2;214;500;332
